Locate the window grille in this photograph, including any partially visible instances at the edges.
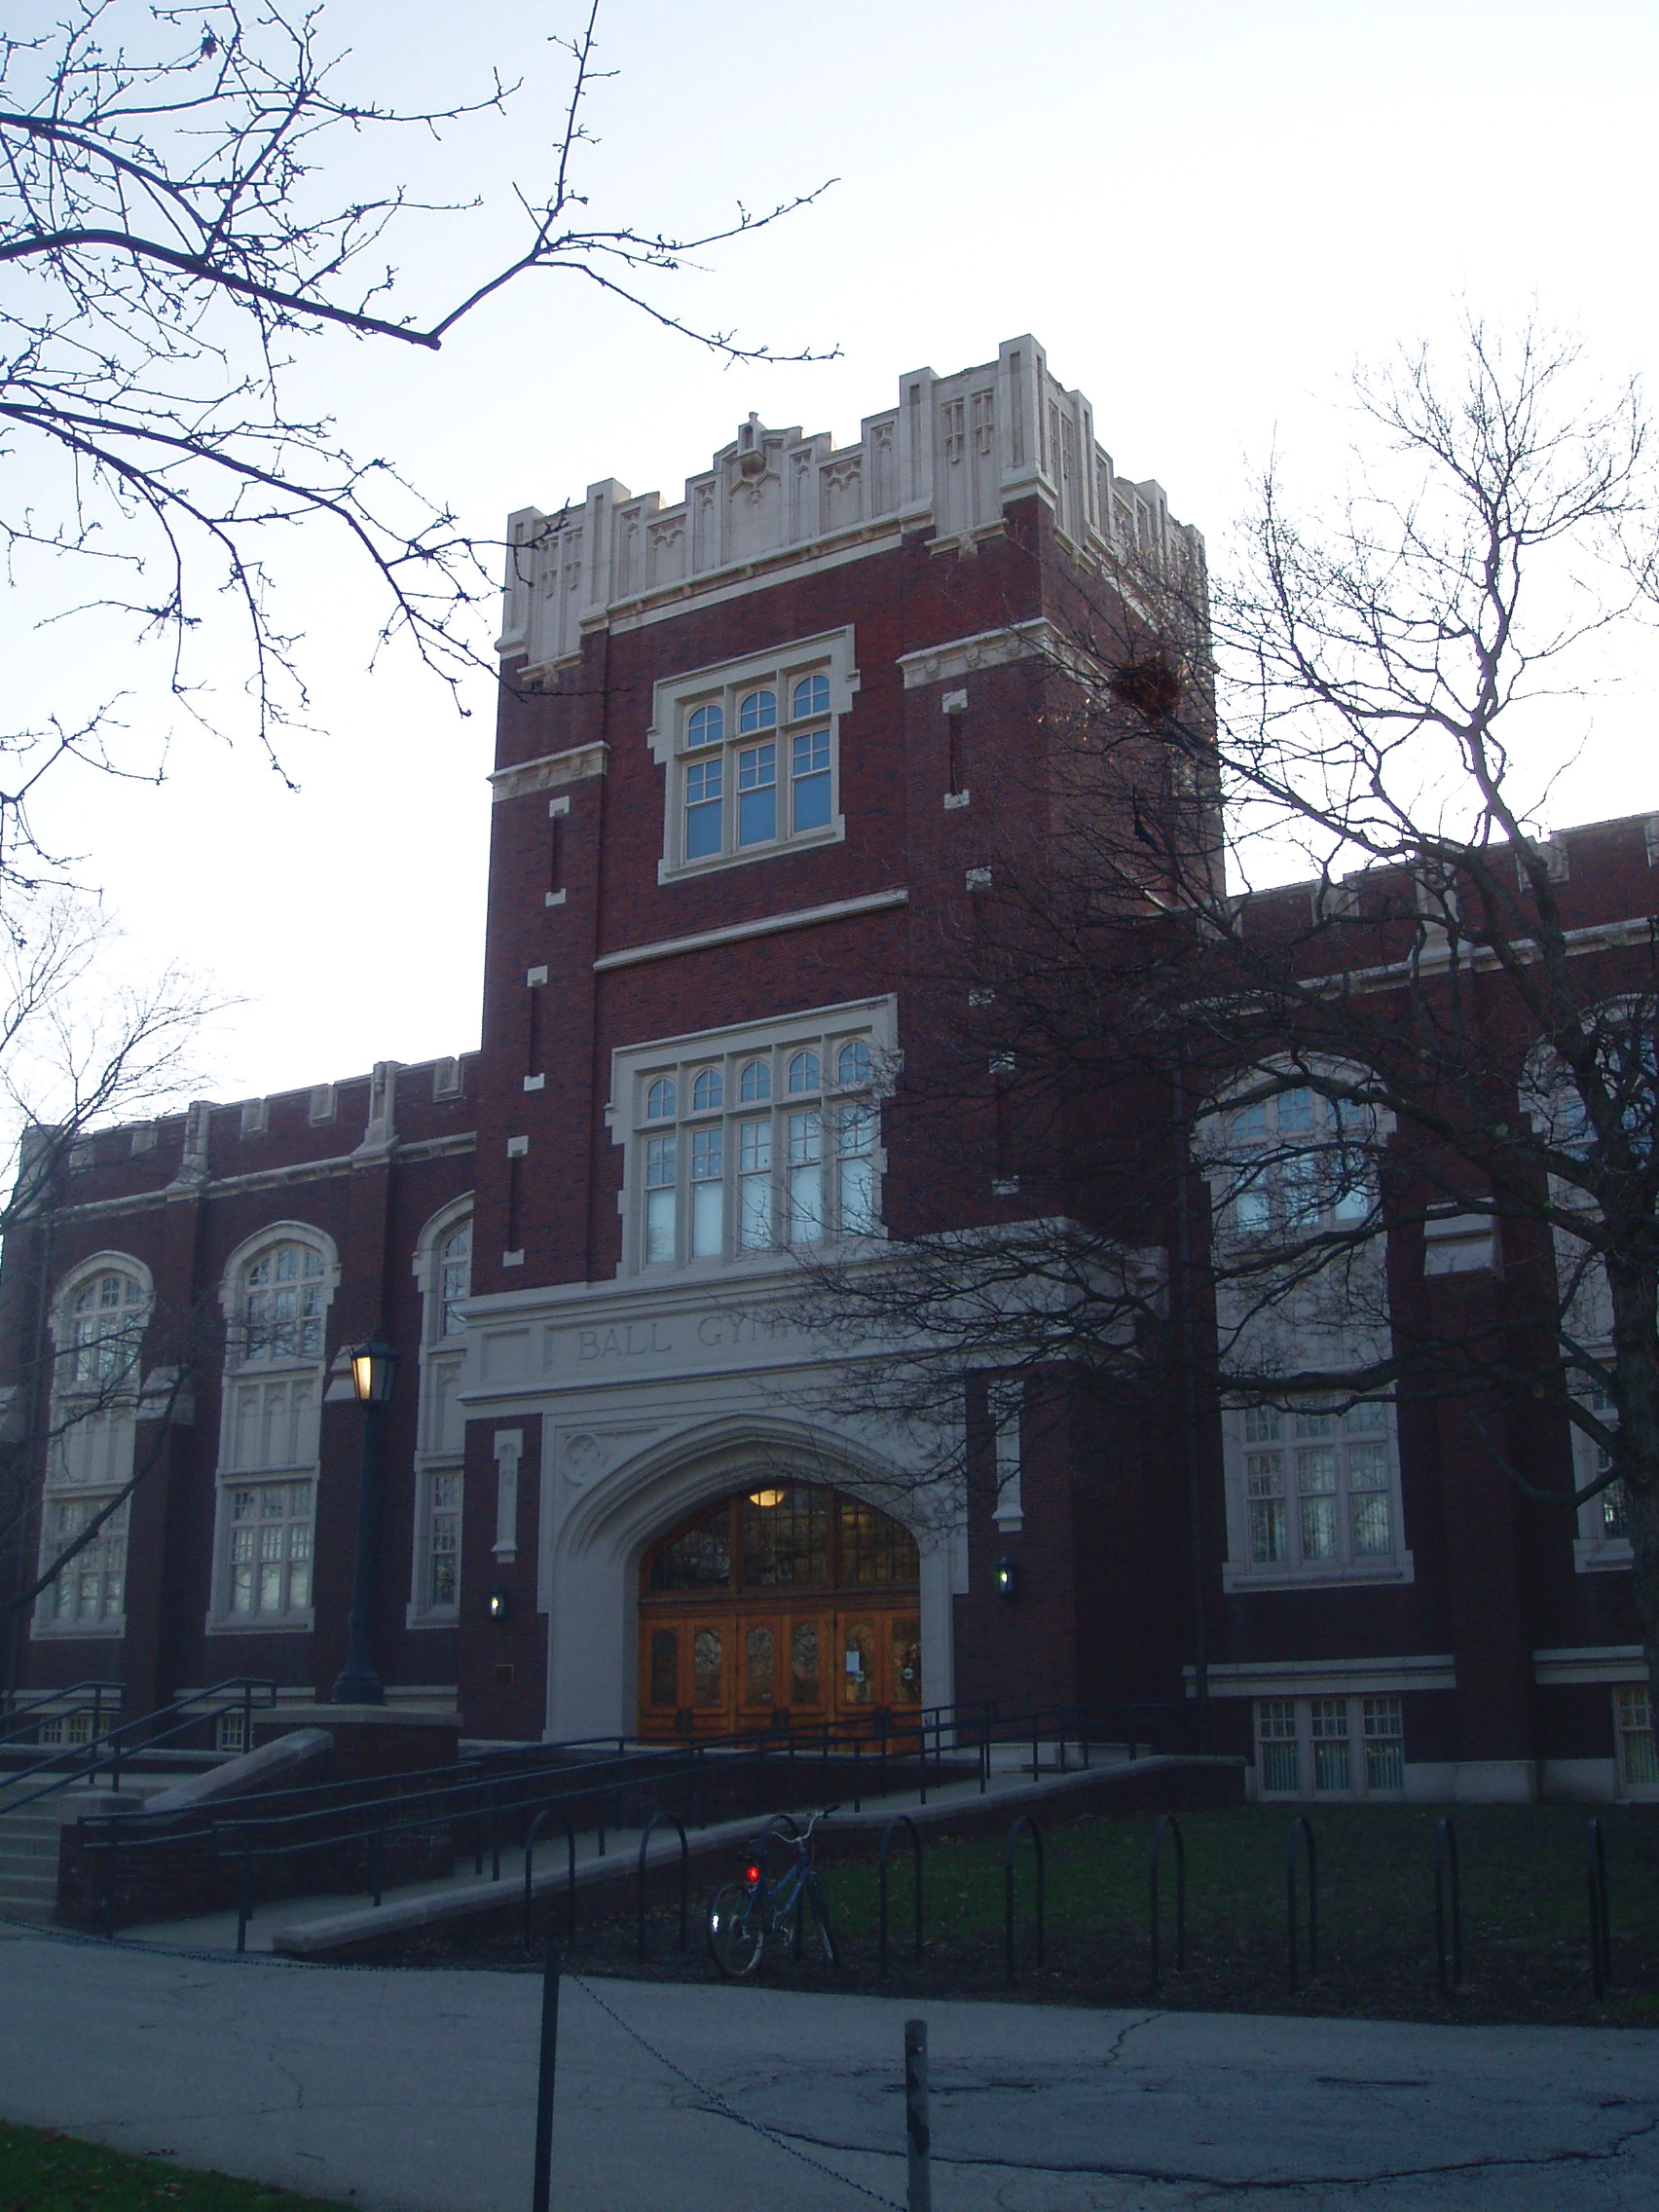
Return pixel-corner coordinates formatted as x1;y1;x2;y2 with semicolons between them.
1616;1684;1657;1787
634;1026;879;1268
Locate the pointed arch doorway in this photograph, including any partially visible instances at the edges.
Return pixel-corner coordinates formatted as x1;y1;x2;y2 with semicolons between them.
637;1480;921;1738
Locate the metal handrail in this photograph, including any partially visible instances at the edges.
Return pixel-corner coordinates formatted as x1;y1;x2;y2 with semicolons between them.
0;1680;125;1753
3;1677;278;1815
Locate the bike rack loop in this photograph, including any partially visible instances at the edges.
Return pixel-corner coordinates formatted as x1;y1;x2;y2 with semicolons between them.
636;1810;689;1962
878;1812;924;1977
1003;1813;1045;1985
1587;1816;1611;1997
1433;1817;1462;1994
1149;1812;1186;1991
1286;1816;1317;1992
523;1807;578;1953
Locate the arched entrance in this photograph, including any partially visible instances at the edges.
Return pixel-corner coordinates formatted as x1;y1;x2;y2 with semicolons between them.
637;1481;921;1737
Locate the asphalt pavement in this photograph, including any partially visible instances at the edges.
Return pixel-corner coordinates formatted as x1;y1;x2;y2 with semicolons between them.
2;1920;1655;2209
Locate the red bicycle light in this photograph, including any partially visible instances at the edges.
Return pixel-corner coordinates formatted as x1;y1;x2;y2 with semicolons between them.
745;1863;760;1885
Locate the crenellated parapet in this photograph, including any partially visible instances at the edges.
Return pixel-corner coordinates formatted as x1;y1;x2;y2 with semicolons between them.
498;334;1202;676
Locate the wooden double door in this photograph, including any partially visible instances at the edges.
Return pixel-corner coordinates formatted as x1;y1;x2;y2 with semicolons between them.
639;1602;921;1738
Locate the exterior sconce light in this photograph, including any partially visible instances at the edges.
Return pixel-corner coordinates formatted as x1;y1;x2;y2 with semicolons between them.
995;1557;1019;1603
489;1586;511;1625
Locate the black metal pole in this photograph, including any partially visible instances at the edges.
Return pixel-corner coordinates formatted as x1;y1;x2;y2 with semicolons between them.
332;1395;387;1705
531;1937;561;2212
904;2017;932;2212
1171;1064;1210;1755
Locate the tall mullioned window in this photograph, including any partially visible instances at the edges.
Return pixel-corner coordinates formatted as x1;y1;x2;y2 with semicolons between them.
634;1032;882;1270
1241;1401;1396;1570
213;1231;336;1628
38;1261;151;1636
412;1206;471;1620
673;663;839;869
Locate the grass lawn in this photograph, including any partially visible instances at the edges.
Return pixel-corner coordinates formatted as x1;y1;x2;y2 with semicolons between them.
376;1801;1659;2027
0;2122;348;2212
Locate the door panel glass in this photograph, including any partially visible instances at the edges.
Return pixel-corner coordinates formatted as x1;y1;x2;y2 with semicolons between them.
790;1620;822;1705
693;1628;723;1708
745;1624;776;1707
842;1620;875;1705
891;1618;921;1705
649;1628;679;1708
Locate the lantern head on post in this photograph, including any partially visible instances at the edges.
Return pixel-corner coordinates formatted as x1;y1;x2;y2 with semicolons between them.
350;1333;400;1407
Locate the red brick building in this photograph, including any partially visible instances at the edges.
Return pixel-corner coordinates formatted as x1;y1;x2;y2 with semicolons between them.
2;337;1653;1801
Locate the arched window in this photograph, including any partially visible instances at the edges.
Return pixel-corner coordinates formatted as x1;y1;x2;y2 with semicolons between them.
67;1271;146;1385
439;1221;471;1337
411;1203;471;1620
240;1241;326;1362
662;645;844;873
37;1257;152;1634
625;1016;885;1268
212;1228;336;1628
835;1040;871;1089
1215;1085;1376;1236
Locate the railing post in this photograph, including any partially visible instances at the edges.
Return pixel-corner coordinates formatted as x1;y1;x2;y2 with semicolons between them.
1150;1813;1185;1992
1433;1817;1461;1994
635;1813;688;1962
1286;1816;1317;1991
531;1936;561;2212
878;1813;924;1978
102;1820;119;1940
852;1736;863;1815
238;1829;254;1956
979;1714;989;1794
1003;1814;1045;1985
1587;1817;1611;1996
904;2017;932;2212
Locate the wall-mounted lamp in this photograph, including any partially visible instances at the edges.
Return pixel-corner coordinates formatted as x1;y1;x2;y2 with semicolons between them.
995;1557;1019;1604
489;1585;511;1626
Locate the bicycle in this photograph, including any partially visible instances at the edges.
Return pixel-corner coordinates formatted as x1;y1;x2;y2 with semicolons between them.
706;1805;840;1977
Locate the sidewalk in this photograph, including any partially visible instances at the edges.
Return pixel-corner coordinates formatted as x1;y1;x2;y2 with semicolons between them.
2;1920;1654;2210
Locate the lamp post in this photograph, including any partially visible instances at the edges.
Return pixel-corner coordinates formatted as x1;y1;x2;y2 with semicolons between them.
331;1331;400;1707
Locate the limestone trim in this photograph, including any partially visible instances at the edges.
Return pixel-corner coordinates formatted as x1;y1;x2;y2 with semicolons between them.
897;618;1055;691
1532;1643;1649;1684
490;742;609;804
51;1132;477;1222
1183;1655;1456;1698
593;889;907;974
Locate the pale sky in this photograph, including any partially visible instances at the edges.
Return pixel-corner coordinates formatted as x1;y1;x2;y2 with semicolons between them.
13;0;1659;1115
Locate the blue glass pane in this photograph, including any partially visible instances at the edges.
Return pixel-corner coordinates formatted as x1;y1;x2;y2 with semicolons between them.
793;772;831;831
739;689;777;734
685;800;722;858
739;786;776;845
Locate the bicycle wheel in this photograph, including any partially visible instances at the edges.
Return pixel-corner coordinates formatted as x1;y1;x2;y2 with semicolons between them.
706;1881;765;1978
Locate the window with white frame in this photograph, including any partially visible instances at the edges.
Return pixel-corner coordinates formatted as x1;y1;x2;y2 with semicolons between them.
612;1001;893;1275
36;1260;150;1636
1255;1694;1405;1798
410;1207;469;1622
1569;1369;1632;1571
647;631;855;883
1215;1085;1378;1238
212;1231;336;1628
1614;1684;1657;1790
1226;1398;1406;1584
630;1028;883;1271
